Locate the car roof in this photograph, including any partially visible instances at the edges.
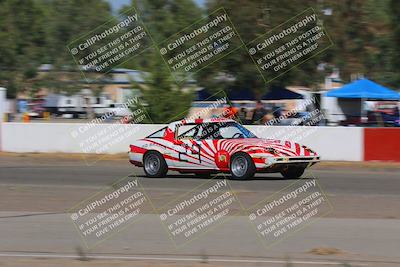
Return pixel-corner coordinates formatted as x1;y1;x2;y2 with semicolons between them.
176;118;235;125
167;118;236;131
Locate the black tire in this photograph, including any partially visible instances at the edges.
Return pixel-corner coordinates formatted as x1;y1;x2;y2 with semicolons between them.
143;151;168;178
193;172;212;179
280;167;305;179
229;152;256;180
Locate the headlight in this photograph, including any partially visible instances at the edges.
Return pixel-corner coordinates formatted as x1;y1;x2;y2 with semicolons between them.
264;157;275;166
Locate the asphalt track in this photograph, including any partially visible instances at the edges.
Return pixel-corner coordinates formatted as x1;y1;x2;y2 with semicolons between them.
1;155;400;266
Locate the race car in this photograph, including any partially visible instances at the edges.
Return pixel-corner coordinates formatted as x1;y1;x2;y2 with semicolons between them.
129;118;320;180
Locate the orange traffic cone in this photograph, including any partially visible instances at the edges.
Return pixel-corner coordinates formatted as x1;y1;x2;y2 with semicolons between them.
22;112;30;123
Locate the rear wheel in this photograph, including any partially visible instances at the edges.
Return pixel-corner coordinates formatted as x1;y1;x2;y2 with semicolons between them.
143;151;168;178
280;167;305;179
230;153;256;180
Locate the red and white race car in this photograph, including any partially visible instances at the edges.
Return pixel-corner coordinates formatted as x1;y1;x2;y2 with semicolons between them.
129;118;320;180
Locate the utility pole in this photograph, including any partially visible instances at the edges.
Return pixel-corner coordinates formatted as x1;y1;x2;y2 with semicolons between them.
0;87;6;122
0;87;7;151
257;3;271;29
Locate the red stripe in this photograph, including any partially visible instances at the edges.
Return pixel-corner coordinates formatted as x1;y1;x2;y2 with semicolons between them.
295;143;301;155
252;158;264;164
202;140;217;156
130;145;146;154
147;139;213;166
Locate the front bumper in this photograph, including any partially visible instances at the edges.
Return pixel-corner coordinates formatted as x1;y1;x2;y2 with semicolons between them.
253;155;320;167
270;156;320;164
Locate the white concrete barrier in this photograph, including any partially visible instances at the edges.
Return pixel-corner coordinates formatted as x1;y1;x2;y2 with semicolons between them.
1;123;160;154
1;122;363;161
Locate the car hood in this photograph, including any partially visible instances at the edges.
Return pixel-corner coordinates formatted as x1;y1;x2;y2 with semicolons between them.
220;138;317;157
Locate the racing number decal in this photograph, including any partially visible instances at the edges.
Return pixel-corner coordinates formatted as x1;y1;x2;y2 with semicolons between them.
178;141;202;163
177;142;189;162
191;142;201;163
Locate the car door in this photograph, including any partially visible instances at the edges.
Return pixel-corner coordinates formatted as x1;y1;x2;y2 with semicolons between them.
172;124;214;169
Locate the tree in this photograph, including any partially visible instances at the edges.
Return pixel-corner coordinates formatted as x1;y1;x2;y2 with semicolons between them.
0;0;47;97
197;0;324;98
0;0;114;98
389;0;400;85
40;0;114;95
125;0;203;122
319;0;396;86
132;51;194;123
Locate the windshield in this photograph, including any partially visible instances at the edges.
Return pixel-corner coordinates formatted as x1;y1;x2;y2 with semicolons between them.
178;122;257;140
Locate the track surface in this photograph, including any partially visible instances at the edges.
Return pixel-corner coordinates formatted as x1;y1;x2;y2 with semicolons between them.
1;155;400;266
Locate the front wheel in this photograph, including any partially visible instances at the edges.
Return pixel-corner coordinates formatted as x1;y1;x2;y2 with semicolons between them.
143;151;168;178
230;153;256;180
280;167;305;179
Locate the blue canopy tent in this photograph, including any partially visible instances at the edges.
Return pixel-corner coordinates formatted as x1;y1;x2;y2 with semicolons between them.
196;86;304;101
228;88;255;100
262;86;303;100
325;78;400;125
194;89;213;101
195;88;256;101
325;79;400;100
